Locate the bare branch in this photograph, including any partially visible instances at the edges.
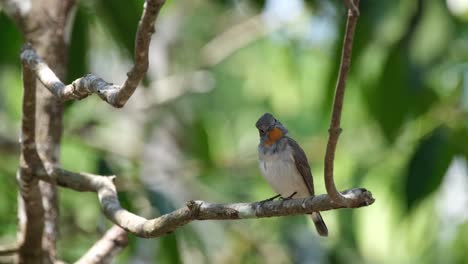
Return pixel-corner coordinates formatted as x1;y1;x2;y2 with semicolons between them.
19;0;166;108
76;225;128;264
35;167;373;238
17;61;45;263
344;0;360;16
324;0;360;206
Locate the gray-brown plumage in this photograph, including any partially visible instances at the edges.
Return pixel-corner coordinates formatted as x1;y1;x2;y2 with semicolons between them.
256;113;328;236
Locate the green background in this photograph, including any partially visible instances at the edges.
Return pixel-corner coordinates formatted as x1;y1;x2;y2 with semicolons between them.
1;0;467;263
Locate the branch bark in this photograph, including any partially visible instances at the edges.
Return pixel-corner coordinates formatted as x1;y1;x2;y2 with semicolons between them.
20;0;166;108
17;61;45;264
34;166;374;238
324;0;360;206
75;225;128;264
24;1;76;262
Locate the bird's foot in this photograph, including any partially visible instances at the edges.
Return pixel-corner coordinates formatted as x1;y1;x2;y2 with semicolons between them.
280;191;297;201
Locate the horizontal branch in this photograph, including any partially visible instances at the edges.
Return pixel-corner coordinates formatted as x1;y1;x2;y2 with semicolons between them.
37;166;374;238
19;0;166;108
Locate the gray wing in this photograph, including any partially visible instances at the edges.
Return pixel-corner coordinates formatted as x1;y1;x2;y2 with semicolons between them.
286;137;315;195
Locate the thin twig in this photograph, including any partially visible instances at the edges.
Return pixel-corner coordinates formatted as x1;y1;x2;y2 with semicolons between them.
324;0;360;206
19;0;166;108
76;225;128;264
35;166;374;238
344;0;360;16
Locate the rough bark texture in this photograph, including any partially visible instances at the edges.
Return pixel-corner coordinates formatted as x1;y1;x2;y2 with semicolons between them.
36;167;374;238
27;0;74;262
20;0;166;108
9;0;76;262
17;65;46;264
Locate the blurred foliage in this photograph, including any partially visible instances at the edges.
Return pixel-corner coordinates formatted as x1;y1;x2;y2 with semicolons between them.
1;0;468;263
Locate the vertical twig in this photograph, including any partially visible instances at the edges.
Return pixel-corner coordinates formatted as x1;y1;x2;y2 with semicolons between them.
324;0;360;206
17;63;45;263
112;0;166;107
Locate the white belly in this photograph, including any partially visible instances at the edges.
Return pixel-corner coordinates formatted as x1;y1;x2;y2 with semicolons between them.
259;152;310;198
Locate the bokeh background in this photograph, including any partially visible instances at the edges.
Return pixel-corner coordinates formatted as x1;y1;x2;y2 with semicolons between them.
1;0;468;263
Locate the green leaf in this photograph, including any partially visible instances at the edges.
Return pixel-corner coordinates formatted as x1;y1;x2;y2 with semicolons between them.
361;0;439;143
404;126;454;211
364;46;411;142
363;42;437;142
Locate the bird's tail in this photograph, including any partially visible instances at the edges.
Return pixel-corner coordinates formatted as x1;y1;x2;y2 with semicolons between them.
310;212;328;237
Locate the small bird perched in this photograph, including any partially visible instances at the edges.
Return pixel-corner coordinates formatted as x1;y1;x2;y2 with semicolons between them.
256;113;328;236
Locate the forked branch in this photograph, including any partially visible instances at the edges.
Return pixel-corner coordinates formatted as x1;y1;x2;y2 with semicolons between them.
19;0;165;108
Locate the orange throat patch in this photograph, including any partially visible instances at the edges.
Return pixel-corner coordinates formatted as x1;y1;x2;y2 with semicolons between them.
265;127;283;146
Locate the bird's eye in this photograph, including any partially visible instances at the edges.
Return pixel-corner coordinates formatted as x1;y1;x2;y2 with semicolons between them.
259;129;265;136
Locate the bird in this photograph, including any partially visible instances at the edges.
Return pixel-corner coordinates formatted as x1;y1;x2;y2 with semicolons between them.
256;113;328;236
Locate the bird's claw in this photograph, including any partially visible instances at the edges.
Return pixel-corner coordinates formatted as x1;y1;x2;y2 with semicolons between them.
259;194;281;205
280;191;297;201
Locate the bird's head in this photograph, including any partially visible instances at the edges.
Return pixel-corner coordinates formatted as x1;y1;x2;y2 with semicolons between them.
255;113;288;146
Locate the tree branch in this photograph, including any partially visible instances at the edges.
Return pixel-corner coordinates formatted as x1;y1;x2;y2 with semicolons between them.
324;0;360;206
17;60;45;263
12;0;373;256
19;0;166;108
75;225;128;264
26;1;76;261
344;0;360;16
34;166;373;238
